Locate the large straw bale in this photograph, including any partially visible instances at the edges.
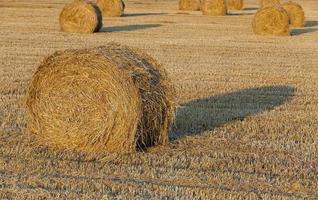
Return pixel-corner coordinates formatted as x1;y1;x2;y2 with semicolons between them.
201;0;227;16
227;0;243;10
179;0;201;11
59;0;102;33
26;43;176;153
96;0;125;17
260;0;280;7
252;5;290;36
282;1;305;27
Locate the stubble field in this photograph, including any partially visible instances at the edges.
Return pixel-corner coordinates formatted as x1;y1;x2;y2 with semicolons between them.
0;0;318;199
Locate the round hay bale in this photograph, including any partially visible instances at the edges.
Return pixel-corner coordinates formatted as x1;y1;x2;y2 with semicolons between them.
59;0;102;33
252;5;290;36
96;0;125;17
226;0;243;10
282;2;305;27
179;0;201;11
260;0;280;7
201;0;227;16
26;43;176;154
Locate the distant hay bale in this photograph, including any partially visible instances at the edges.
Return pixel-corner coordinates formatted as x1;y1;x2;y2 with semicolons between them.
252;5;290;36
59;0;102;33
179;0;201;11
201;0;227;16
260;0;280;7
227;0;243;10
96;0;125;17
26;43;176;154
282;2;305;27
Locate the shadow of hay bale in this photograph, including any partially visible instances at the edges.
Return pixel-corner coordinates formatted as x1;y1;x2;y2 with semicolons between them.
100;24;161;32
176;12;191;15
122;12;167;17
227;12;254;16
171;85;295;139
305;21;318;27
243;7;258;11
291;28;318;36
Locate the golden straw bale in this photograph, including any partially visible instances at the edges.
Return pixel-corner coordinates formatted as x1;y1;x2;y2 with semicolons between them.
260;0;280;7
201;0;227;16
59;0;102;33
252;5;290;36
179;0;201;11
282;1;305;27
226;0;243;10
26;43;176;154
96;0;125;17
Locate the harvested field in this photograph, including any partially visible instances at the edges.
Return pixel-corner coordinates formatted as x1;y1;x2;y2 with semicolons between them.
0;0;318;199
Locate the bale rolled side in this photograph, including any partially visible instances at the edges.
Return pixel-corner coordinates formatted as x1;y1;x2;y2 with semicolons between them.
59;0;102;33
179;0;201;11
26;43;176;153
96;0;125;17
282;1;305;27
201;0;227;16
227;0;243;10
260;0;280;7
252;5;290;36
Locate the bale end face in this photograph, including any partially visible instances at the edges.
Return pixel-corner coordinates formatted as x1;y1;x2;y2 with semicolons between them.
179;0;201;11
282;2;305;27
201;0;227;16
96;0;125;17
59;1;102;33
26;43;176;154
227;0;243;10
252;5;290;36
